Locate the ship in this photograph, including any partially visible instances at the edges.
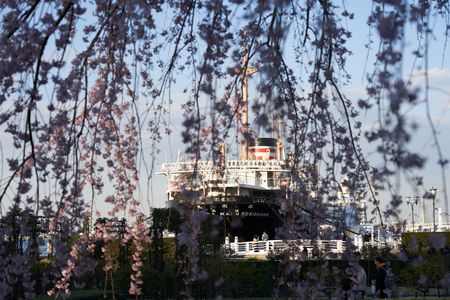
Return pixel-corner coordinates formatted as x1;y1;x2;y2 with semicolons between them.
159;50;293;241
158;51;367;243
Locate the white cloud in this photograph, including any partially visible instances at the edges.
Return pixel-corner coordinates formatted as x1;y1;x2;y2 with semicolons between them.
427;68;450;86
341;84;368;100
409;68;450;92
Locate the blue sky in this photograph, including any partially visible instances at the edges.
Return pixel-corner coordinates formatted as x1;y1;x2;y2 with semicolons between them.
150;1;450;223
1;1;449;224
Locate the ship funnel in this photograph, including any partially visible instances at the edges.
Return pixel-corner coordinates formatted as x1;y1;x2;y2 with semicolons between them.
249;138;277;160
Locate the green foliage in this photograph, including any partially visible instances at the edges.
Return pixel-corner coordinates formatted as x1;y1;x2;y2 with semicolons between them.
399;254;449;294
32;252;445;299
31;208;450;298
360;243;394;260
150;208;181;270
198;215;225;260
402;232;450;254
208;259;277;298
398;234;450;296
31;259;54;296
141;263;178;298
99;259;276;299
35;289;111;300
151;208;181;233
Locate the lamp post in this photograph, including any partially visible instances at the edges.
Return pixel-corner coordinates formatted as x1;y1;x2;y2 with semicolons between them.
414;196;420;228
406;196;419;232
430;187;437;232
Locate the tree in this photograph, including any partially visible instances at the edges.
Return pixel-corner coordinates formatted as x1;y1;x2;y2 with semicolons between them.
0;0;449;298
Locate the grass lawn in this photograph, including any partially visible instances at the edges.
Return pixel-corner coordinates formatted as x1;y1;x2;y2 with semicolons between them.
36;290;111;300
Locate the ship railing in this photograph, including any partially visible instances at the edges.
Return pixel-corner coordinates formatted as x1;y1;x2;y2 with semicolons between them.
227;239;347;259
161;159;287;173
225;160;285;170
167;176;287;191
228;240;285;255
352;235;404;252
403;221;450;232
165;168;290;190
161;160;214;172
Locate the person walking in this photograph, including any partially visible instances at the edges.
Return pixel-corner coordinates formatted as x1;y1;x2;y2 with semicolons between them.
252;234;259;252
262;231;269;241
373;256;387;298
352;261;367;299
342;268;354;300
301;246;309;260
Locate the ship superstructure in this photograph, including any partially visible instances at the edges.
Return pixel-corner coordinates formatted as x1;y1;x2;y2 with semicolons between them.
160;137;290;240
161;147;288;200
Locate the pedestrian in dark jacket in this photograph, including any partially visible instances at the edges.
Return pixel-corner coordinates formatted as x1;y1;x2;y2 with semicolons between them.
373;256;387;298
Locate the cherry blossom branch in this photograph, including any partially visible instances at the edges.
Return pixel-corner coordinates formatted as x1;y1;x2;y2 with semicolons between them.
160;0;196;92
329;79;383;227
0;155;33;204
27;1;74;212
5;0;41;40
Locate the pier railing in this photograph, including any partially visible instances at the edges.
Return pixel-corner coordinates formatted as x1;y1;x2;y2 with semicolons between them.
225;239;347;259
403;222;450;233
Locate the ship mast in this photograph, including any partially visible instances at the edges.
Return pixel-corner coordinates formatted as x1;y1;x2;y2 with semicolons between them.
276;115;283;160
240;41;259;160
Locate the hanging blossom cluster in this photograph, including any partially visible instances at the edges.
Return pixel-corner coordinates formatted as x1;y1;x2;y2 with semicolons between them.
126;215;150;296
0;0;449;298
175;200;209;297
361;0;450;218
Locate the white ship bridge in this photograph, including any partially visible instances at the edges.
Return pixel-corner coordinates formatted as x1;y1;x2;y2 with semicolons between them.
159;158;291;204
